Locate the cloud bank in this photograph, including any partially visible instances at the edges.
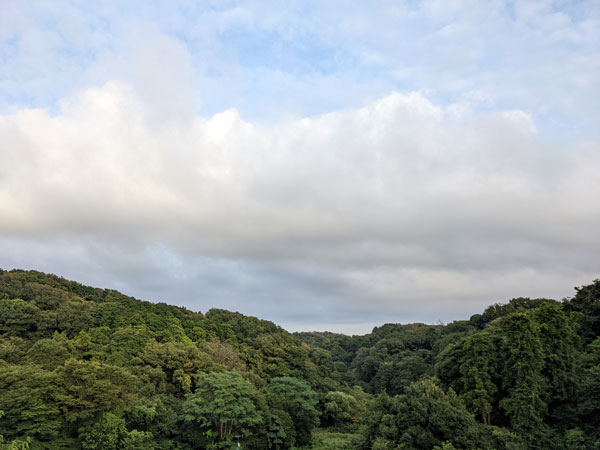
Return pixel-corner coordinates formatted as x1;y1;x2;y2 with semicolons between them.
1;1;599;332
1;82;598;332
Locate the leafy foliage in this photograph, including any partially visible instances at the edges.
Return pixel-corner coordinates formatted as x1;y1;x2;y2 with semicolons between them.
182;371;261;448
0;269;599;449
267;376;320;447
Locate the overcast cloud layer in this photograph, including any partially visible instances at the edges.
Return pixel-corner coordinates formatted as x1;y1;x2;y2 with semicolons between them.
1;1;599;333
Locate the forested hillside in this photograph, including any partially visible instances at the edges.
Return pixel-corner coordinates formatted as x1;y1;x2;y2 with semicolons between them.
297;284;600;449
0;269;599;449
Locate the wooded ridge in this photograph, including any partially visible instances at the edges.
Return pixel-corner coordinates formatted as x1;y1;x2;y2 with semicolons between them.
0;269;598;449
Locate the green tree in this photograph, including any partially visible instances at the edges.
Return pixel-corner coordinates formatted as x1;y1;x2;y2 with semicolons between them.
121;430;155;450
357;378;481;450
322;391;363;427
563;428;586;450
54;359;138;431
267;377;319;447
392;378;481;449
528;302;578;420
458;332;498;425
264;408;293;450
182;371;262;448
499;314;547;448
81;412;155;450
576;338;600;440
125;395;179;441
25;332;71;370
139;339;213;393
81;413;126;450
565;279;600;344
0;299;40;337
0;364;61;440
0;411;32;450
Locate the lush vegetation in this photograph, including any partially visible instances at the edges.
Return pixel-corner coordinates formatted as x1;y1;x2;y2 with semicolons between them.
0;269;599;449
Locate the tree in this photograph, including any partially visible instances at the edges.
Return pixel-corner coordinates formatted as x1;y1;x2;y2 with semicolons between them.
121;430;155;450
565;279;600;344
0;364;61;440
0;411;32;450
499;314;547;448
357;378;481;450
392;378;481;449
182;371;262;449
125;395;179;441
210;341;246;371
264;408;293;450
267;377;319;447
81;413;126;450
0;299;40;337
528;303;578;417
138;339;213;392
355;392;394;450
53;359;138;431
321;391;363;427
458;332;498;425
25;332;70;370
81;412;155;450
575;338;600;439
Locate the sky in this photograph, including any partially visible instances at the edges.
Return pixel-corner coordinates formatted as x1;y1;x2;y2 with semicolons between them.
0;0;599;334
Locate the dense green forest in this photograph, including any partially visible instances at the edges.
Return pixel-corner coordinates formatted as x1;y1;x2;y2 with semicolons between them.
0;269;599;449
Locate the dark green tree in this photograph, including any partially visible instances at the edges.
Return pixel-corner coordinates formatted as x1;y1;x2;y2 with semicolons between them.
575;338;600;440
499;314;547;448
565;279;600;344
267;377;319;447
357;378;481;450
0;410;32;450
81;413;126;450
458;332;498;425
0;299;41;337
182;371;262;449
528;302;578;419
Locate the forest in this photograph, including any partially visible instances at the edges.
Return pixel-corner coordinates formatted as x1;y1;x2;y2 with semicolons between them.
0;269;599;450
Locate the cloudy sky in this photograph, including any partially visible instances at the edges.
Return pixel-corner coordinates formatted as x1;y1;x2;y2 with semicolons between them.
1;0;599;333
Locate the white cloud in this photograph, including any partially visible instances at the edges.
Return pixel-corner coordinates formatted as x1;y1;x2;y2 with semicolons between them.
1;0;598;332
2;0;599;131
0;82;598;331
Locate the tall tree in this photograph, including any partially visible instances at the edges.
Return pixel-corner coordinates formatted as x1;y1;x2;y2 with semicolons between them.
499;314;547;448
458;332;498;425
528;303;578;418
